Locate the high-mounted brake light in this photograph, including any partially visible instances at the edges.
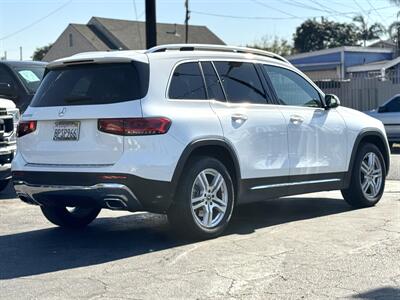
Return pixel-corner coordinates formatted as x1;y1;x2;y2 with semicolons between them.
17;121;37;137
98;117;171;136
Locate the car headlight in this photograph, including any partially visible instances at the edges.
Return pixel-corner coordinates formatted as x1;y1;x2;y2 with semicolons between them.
7;108;20;126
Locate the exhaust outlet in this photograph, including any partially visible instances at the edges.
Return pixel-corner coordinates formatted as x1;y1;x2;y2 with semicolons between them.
104;198;128;210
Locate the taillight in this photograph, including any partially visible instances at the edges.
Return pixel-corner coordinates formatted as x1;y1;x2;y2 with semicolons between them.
98;117;171;136
17;121;37;137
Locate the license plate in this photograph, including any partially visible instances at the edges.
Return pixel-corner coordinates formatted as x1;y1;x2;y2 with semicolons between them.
53;121;80;141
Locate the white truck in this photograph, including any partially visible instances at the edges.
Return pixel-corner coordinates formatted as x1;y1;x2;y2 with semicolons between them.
0;98;19;191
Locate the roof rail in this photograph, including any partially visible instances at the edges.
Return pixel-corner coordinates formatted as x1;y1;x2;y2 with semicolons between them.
145;44;290;64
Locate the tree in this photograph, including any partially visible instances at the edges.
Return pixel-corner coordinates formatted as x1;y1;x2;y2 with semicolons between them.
32;43;53;61
293;18;359;53
353;15;385;46
248;36;293;56
388;21;400;43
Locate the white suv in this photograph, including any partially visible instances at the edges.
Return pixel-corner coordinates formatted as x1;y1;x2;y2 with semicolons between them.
12;44;390;239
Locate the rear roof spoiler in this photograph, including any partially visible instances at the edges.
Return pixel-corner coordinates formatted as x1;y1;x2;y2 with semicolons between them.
47;56;135;69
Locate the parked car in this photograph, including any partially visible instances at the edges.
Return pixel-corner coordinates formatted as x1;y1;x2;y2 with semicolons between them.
12;45;390;239
0;60;47;112
0;98;19;191
365;95;400;149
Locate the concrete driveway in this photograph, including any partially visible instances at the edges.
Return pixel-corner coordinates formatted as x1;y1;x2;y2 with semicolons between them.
0;155;399;299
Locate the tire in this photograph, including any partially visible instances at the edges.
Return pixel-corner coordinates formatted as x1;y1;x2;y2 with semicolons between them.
341;143;386;208
0;179;9;192
41;206;101;229
168;156;235;239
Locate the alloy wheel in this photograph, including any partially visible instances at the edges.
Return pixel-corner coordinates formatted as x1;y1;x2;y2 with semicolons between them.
190;168;228;228
360;152;383;200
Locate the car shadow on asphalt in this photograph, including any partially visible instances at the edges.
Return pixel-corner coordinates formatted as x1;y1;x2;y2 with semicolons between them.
0;195;354;280
353;287;400;299
0;182;16;200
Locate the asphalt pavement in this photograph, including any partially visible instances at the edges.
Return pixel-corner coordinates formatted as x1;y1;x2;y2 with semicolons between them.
0;154;399;299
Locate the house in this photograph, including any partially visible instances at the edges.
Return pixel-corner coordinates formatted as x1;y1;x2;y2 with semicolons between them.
369;39;397;51
286;46;395;79
43;17;225;61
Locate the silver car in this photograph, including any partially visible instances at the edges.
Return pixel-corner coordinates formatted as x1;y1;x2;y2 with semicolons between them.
366;95;400;149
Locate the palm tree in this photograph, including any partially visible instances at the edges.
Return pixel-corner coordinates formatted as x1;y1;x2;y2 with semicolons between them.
388;21;400;43
353;15;385;46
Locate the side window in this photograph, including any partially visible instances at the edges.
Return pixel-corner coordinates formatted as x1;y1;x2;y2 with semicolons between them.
168;62;206;100
0;66;17;96
200;62;225;101
385;97;400;112
264;65;321;107
0;67;16;87
213;61;267;104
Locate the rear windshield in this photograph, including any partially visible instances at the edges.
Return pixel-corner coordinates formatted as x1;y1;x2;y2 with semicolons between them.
31;62;149;107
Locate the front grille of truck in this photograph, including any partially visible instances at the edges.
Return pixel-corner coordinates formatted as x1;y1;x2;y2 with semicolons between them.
0;115;14;140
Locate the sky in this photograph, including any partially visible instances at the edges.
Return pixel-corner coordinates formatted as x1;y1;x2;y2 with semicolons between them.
0;0;399;60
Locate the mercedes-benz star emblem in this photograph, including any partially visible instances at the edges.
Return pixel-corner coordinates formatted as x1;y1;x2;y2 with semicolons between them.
58;107;67;117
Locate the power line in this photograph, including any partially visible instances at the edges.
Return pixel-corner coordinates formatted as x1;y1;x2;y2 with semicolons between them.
191;10;302;20
365;0;387;24
279;0;327;13
352;0;370;19
0;0;73;41
250;0;298;18
191;5;396;21
306;0;354;20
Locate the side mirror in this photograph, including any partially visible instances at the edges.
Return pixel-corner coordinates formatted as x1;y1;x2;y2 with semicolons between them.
325;94;340;109
0;83;16;98
378;105;386;113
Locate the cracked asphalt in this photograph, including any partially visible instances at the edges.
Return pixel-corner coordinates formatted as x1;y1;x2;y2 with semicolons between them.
0;153;399;299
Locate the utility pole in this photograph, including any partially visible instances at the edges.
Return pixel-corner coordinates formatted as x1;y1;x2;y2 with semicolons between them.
145;0;157;49
19;46;22;61
185;0;190;43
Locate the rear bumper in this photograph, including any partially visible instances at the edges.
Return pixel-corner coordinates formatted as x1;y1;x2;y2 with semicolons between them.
12;171;175;213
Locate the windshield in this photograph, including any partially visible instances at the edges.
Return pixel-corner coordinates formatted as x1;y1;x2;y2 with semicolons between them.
31;62;149;107
13;65;45;94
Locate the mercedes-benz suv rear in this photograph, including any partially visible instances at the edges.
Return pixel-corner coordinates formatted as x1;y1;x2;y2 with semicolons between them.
12;45;390;239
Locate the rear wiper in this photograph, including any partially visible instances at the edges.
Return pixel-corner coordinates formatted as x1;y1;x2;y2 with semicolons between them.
64;96;93;103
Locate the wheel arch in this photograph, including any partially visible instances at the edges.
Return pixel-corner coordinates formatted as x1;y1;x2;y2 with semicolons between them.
347;129;390;182
171;137;241;197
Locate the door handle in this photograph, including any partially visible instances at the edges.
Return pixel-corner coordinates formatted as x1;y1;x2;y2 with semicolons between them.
231;114;248;124
290;115;304;124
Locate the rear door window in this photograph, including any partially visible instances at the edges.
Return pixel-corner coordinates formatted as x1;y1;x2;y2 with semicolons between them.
200;62;225;101
31;62;149;107
168;62;206;100
213;61;267;104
